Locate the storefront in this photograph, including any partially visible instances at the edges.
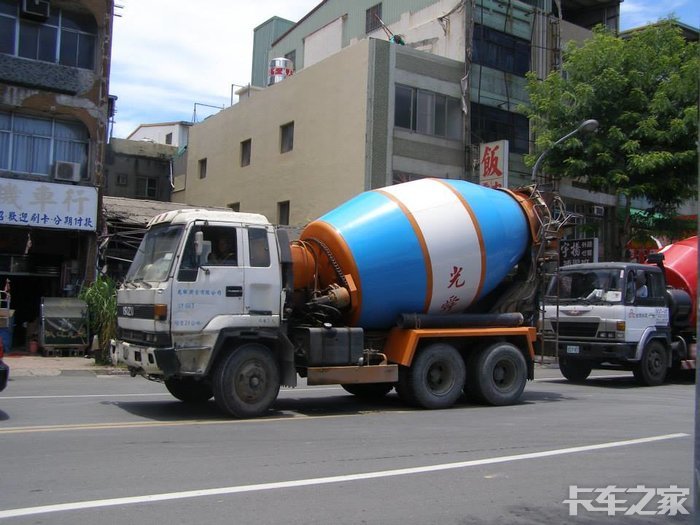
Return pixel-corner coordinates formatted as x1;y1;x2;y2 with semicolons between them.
0;179;97;351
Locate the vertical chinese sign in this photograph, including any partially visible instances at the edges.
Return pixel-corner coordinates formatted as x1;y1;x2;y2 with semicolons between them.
0;179;97;231
479;140;509;189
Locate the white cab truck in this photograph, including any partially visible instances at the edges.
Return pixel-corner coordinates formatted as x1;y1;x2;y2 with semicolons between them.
112;179;556;417
542;245;696;385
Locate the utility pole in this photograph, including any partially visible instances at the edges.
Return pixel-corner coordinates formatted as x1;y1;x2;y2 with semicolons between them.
462;0;475;181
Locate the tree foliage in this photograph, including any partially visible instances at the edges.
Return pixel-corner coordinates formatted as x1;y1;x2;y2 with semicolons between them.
79;276;117;365
524;20;698;256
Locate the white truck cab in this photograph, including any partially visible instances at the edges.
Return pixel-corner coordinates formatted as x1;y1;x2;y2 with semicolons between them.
115;209;285;378
542;261;692;385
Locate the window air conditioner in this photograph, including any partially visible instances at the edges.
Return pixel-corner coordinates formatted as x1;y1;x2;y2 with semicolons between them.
591;205;605;217
53;161;81;182
21;0;50;18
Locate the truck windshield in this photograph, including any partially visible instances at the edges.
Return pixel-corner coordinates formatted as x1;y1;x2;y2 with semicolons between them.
545;268;624;304
125;224;184;283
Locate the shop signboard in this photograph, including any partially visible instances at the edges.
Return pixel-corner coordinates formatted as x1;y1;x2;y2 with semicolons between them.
0;179;97;231
560;238;599;266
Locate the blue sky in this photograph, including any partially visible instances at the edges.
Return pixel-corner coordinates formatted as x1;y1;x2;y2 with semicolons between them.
109;1;699;139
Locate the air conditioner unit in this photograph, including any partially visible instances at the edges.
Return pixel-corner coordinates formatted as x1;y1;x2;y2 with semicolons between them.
21;0;50;18
591;205;605;217
53;161;81;182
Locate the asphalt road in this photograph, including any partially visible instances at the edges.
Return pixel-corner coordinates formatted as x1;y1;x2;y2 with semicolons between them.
0;368;695;524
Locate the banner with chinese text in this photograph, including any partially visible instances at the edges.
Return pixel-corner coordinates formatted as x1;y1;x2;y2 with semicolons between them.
0;179;98;231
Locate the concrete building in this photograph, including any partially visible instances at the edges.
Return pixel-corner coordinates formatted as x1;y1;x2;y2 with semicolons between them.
175;0;620;233
0;0;113;350
126;121;192;148
103;138;177;202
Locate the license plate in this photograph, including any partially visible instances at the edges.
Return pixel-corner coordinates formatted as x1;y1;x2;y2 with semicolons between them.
566;345;580;354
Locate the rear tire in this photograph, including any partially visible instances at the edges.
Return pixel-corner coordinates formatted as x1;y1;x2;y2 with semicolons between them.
398;343;465;409
472;342;527;406
559;357;592;383
633;340;668;386
213;344;280;418
341;383;394;399
164;377;213;403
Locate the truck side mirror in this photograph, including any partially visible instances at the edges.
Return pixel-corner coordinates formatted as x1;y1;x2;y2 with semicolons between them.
194;231;204;257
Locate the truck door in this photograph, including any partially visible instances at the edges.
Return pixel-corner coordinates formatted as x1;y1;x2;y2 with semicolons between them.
625;269;668;341
172;224;245;332
242;226;282;320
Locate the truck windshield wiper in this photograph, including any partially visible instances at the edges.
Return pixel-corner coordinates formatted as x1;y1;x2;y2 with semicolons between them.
132;278;152;289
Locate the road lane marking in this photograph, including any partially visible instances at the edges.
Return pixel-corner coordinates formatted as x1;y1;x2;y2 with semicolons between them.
0;412;369;434
0;433;688;519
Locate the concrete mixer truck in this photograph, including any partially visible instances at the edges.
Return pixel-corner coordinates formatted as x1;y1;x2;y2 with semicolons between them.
542;236;697;385
111;178;556;417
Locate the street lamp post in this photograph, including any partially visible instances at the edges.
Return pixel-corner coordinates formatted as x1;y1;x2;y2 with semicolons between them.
531;119;599;183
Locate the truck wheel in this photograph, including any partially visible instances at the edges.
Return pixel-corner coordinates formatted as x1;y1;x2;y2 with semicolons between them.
633;341;668;386
213;344;280;418
341;383;394;399
472;342;527;406
164;377;213;403
399;343;465;409
559;358;592;383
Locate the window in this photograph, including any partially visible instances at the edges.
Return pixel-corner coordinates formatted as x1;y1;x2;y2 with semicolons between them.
0;110;88;176
280;122;294;154
240;138;251;167
473;24;530;76
116;173;128;186
394;85;462;140
284;49;296;68
0;3;97;69
366;3;382;33
136;176;157;199
205;227;238;266
248;228;270;267
277;201;290;226
165;133;173;145
470;103;529;154
198;158;207;179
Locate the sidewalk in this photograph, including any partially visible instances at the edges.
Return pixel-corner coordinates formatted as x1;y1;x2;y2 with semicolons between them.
3;353;128;377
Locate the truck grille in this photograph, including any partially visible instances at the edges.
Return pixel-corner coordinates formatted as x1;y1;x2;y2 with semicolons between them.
550;321;599;338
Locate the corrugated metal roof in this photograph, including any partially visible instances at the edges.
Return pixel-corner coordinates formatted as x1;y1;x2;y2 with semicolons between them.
102;197;230;227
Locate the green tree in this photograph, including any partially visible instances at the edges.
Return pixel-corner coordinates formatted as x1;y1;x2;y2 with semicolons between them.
524;20;698;258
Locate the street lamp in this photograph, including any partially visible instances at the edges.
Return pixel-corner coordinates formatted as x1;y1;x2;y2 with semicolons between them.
531;119;599;182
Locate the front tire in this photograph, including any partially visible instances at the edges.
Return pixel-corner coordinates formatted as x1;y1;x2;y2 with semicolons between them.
633;340;668;386
471;342;527;406
164;377;213;403
398;343;465;409
559;357;592;383
213;344;280;418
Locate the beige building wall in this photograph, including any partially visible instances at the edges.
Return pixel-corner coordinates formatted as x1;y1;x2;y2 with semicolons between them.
174;40;372;226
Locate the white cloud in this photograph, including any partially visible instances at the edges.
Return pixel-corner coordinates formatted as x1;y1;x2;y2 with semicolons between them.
620;0;699;29
110;0;319;137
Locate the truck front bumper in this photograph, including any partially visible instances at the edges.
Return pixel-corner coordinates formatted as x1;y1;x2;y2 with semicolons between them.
113;340;213;377
553;340;638;364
